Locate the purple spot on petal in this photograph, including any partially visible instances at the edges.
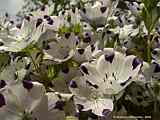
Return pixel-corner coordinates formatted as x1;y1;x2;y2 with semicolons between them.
16;24;22;29
0;93;6;108
83;32;91;43
86;80;99;89
78;48;85;55
54;101;65;110
36;18;43;28
152;50;158;55
104;53;115;63
77;104;84;111
44;15;50;19
106;30;112;34
90;44;95;52
100;7;107;13
132;58;141;70
102;109;111;116
0;80;6;89
81;8;86;13
80;65;89;75
23;80;33;90
154;63;160;73
24;16;30;21
83;36;91;43
65;33;71;39
48;19;54;25
72;8;76;13
69;80;78;88
41;5;45;11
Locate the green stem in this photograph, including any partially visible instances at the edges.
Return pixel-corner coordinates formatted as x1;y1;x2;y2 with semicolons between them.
147;33;151;63
29;52;39;73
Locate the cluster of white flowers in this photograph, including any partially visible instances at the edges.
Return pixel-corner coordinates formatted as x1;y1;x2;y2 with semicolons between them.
0;0;160;120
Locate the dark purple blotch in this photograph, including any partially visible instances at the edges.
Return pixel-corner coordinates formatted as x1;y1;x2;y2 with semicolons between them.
36;18;43;28
152;50;158;55
104;53;115;63
0;93;6;108
65;33;71;39
54;101;65;110
80;65;89;75
82;8;86;14
23;80;33;90
69;80;78;88
86;80;99;89
132;58;141;70
102;109;111;116
24;16;30;21
77;104;84;111
90;44;95;52
100;7;107;13
154;63;160;73
78;48;85;55
48;19;54;25
0;80;6;89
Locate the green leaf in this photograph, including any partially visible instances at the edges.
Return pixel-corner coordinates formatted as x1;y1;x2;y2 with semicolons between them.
59;26;70;34
141;0;160;32
73;23;82;34
47;64;61;80
65;116;78;120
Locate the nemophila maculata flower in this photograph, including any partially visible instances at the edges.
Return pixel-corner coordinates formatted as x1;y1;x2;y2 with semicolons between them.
59;8;81;26
0;80;72;120
0;17;44;52
0;80;46;120
51;65;81;93
80;1;113;27
73;43;99;63
43;32;79;63
0;14;13;31
0;56;31;81
152;48;160;64
111;24;139;42
69;48;142;116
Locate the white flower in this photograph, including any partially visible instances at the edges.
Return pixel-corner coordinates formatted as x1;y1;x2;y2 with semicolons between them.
0;56;31;81
43;33;79;63
0;80;71;120
43;15;69;33
37;15;69;44
69;48;142;116
152;48;160;64
52;66;81;93
0;14;13;31
31;5;55;18
0;80;46;120
0;17;44;52
69;76;114;117
126;1;141;13
59;8;81;25
79;1;112;27
111;24;139;41
73;43;99;63
145;62;160;81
